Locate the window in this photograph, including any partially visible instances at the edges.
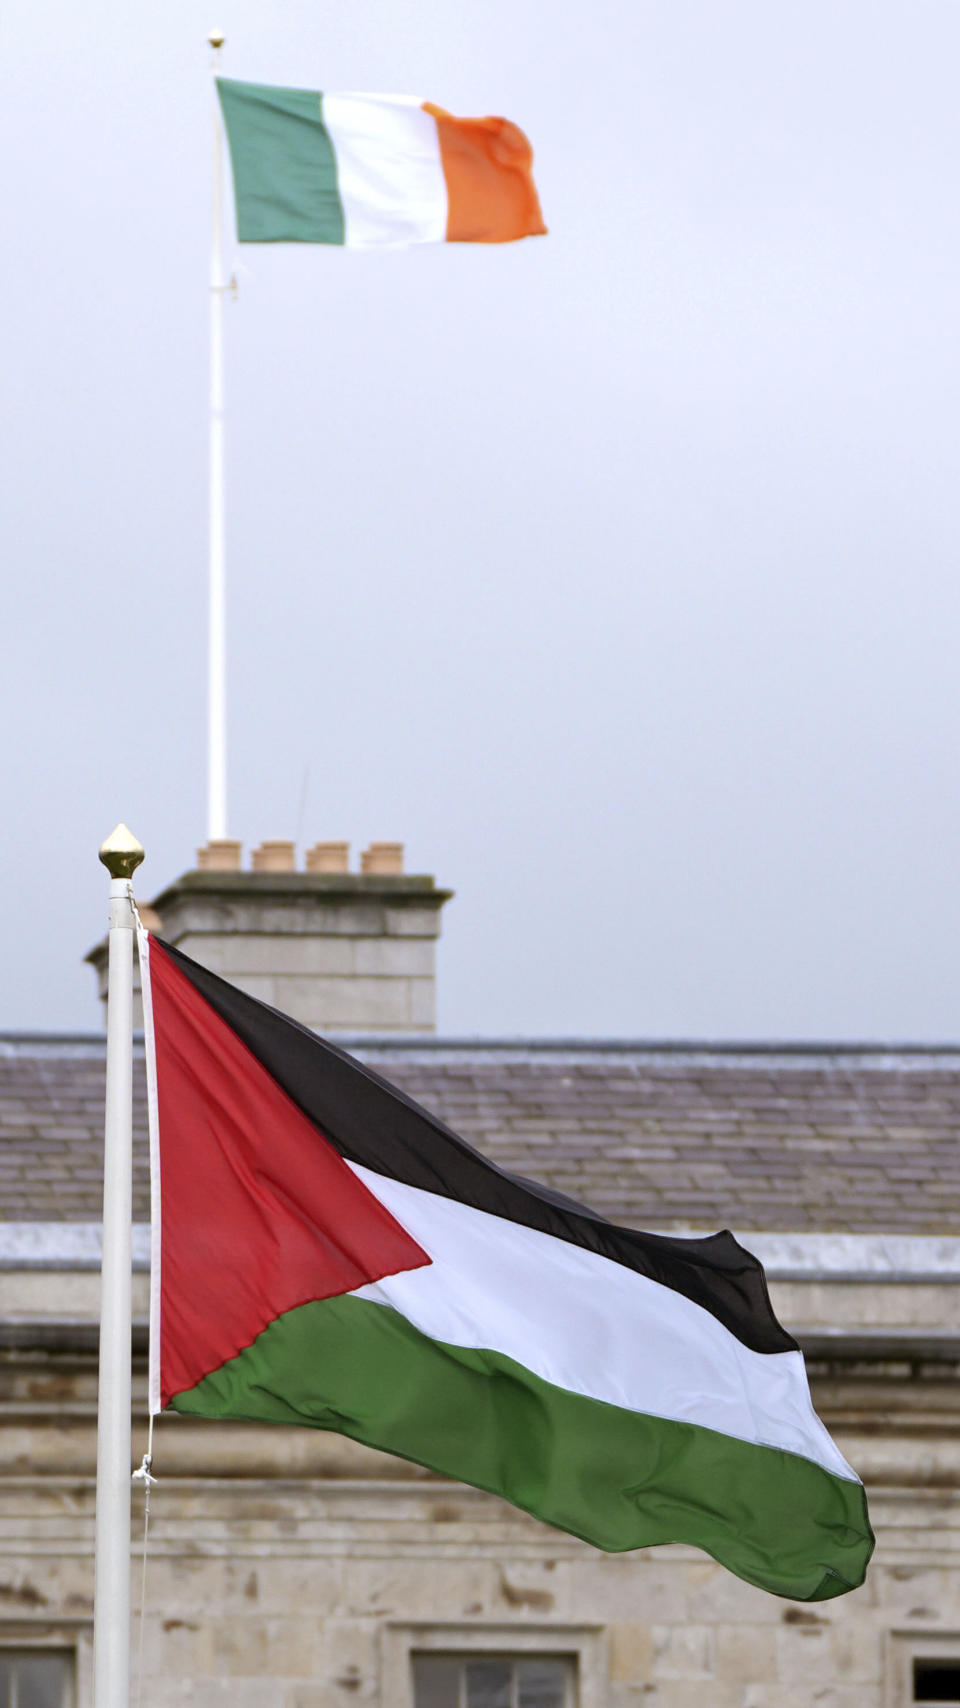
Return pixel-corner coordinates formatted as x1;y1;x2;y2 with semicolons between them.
413;1653;575;1708
0;1652;73;1708
382;1621;602;1708
914;1659;960;1703
885;1631;960;1708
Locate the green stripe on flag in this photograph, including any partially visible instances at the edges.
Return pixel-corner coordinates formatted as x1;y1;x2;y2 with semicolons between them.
217;78;345;244
170;1293;873;1601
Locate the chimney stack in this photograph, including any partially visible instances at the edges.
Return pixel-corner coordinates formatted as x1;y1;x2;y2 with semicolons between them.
87;840;453;1035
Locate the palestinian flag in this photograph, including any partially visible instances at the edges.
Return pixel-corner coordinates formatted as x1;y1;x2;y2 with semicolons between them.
139;932;873;1601
217;78;546;247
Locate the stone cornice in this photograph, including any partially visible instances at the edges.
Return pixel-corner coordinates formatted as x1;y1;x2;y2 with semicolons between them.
2;1223;959;1279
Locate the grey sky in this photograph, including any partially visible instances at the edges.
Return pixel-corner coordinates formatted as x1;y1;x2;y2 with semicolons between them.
3;1;959;1038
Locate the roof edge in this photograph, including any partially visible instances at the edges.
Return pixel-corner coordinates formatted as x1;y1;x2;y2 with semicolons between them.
2;1224;958;1280
4;1031;960;1064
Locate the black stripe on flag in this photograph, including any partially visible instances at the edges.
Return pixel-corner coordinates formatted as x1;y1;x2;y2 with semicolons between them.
157;939;797;1356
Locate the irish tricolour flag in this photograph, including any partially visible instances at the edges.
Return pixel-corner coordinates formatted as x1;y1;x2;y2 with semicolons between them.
217;78;546;248
140;934;873;1601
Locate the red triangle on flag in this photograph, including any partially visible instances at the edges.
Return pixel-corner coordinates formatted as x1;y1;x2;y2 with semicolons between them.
145;939;430;1407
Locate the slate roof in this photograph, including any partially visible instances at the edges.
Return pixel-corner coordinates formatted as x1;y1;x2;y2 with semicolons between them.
1;1035;959;1233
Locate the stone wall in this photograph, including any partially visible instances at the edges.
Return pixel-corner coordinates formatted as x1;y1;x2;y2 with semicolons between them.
1;1261;957;1707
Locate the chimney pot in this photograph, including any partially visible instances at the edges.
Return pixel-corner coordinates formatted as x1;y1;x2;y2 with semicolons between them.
196;839;243;872
361;842;405;876
305;840;350;874
251;839;296;873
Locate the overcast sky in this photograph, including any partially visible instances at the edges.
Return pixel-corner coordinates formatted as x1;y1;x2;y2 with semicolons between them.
3;1;959;1038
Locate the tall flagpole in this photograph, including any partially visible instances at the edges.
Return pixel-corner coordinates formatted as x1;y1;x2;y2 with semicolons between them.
208;30;227;841
93;824;145;1708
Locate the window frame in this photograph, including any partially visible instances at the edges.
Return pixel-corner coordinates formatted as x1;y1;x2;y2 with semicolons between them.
412;1647;577;1708
380;1622;607;1708
886;1630;960;1708
0;1634;82;1708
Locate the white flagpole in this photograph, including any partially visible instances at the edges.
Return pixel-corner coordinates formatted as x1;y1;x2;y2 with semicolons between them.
93;824;145;1708
208;30;228;841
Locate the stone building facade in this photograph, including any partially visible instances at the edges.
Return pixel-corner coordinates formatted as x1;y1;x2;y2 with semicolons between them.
0;852;958;1708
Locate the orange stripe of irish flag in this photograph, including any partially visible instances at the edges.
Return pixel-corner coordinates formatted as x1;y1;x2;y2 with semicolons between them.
422;104;547;244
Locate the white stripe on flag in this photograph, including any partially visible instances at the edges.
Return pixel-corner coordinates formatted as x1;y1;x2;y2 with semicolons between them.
322;93;448;247
347;1163;857;1481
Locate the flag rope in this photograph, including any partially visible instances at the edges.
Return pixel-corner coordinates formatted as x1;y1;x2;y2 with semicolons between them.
132;1414;157;1708
131;889;158;1708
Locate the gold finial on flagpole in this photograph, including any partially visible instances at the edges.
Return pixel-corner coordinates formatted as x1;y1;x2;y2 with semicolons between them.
98;824;145;880
208;29;225;49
